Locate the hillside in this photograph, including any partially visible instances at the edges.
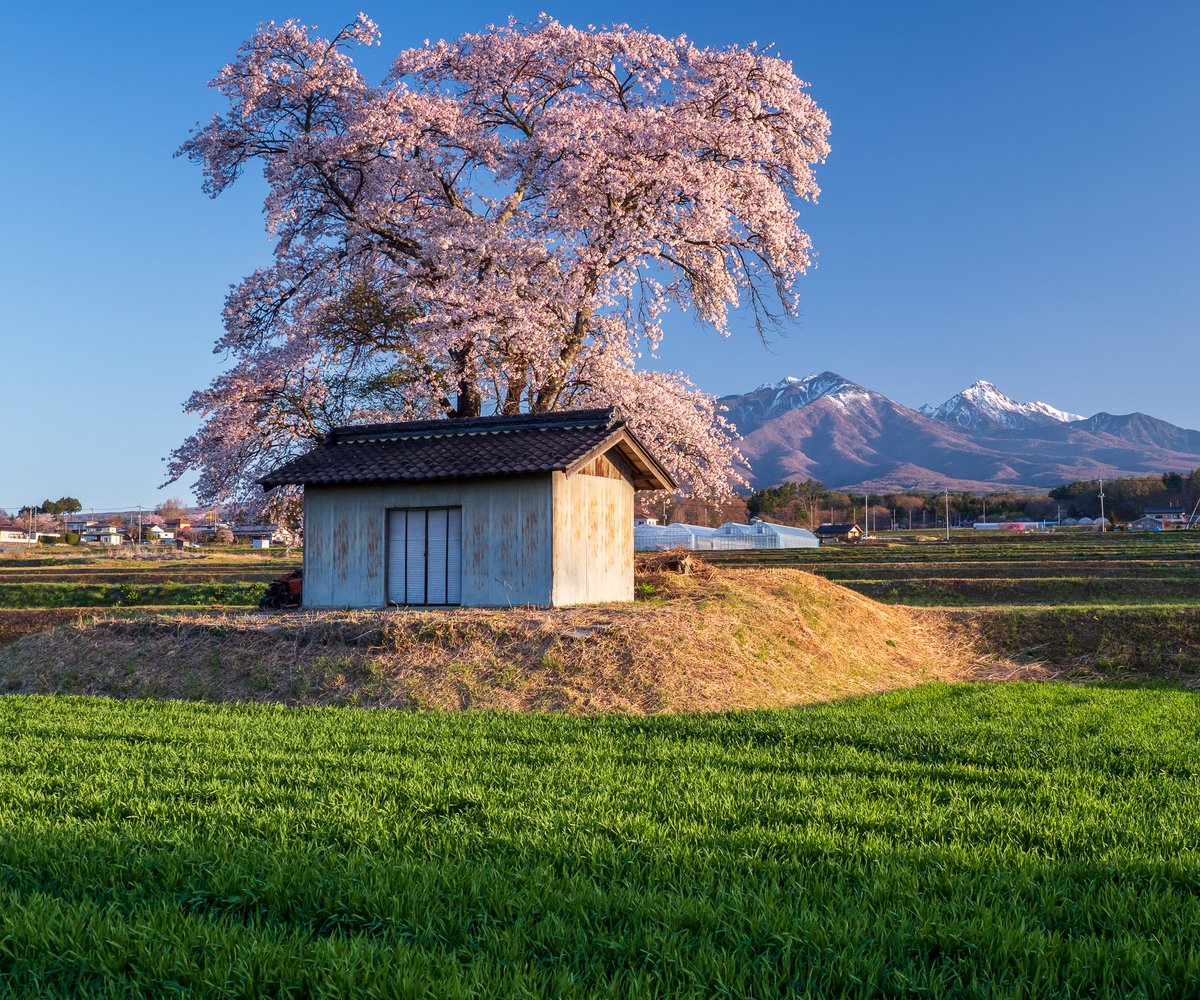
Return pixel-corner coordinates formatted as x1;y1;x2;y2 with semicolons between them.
720;373;1200;490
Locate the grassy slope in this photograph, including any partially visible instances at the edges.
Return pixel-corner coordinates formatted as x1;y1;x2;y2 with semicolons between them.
1;685;1198;997
0;568;969;712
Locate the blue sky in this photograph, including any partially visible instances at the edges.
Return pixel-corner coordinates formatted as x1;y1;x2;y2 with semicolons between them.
1;1;1196;510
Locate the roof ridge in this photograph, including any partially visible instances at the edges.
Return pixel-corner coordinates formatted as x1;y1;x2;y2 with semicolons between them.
328;407;619;444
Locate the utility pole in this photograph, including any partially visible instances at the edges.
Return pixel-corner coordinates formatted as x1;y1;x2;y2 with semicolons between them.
1098;479;1106;532
945;489;951;542
863;493;869;538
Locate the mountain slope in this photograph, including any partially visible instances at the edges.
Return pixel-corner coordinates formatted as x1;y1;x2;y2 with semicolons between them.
720;374;1200;491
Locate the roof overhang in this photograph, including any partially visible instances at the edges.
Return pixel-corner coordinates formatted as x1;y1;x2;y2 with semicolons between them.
564;426;677;491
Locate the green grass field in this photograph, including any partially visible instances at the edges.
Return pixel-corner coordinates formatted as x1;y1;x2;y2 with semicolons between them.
0;582;269;608
2;684;1198;997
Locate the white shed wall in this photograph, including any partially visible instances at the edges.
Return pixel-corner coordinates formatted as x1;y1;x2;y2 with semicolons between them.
551;465;634;605
303;476;554;608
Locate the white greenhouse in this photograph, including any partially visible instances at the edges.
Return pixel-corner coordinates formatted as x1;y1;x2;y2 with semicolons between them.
717;520;820;549
635;519;819;551
634;521;718;551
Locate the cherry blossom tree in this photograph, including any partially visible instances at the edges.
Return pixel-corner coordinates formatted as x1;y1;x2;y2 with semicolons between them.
169;14;830;513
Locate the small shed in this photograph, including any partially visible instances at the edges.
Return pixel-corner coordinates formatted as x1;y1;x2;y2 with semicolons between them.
261;408;674;608
815;523;863;543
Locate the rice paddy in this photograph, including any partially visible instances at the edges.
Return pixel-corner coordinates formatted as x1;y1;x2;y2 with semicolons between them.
2;683;1198;997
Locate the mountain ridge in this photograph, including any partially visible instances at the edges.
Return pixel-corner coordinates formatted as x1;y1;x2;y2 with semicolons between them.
718;373;1200;492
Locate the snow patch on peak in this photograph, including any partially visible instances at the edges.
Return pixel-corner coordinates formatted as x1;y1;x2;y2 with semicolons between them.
925;381;1084;430
754;374;807;392
735;372;878;421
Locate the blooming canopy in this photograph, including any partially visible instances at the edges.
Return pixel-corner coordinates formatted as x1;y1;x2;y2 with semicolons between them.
170;14;830;514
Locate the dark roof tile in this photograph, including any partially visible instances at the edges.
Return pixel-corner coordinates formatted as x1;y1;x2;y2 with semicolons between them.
260;408;675;490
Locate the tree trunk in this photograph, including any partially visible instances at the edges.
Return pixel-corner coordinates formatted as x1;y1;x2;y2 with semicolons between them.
450;346;482;418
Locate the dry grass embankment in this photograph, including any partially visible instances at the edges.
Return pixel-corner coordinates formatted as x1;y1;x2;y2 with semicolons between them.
925;605;1200;688
0;562;978;713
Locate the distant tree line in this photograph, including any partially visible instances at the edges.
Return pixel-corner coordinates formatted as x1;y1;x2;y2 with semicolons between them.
14;497;83;518
744;480;1059;529
1049;470;1200;521
736;471;1200;529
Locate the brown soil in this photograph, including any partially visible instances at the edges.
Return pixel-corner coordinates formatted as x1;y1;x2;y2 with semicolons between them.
0;610;92;648
0;565;978;713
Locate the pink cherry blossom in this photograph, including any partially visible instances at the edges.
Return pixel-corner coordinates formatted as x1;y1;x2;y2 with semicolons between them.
169;14;830;514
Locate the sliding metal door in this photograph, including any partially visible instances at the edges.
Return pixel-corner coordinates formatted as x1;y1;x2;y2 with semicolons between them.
386;507;462;606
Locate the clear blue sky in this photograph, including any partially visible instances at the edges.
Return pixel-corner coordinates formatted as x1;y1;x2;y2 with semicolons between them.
1;1;1197;510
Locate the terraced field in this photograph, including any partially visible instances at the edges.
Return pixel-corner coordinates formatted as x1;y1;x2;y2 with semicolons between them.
0;551;300;647
710;531;1200;608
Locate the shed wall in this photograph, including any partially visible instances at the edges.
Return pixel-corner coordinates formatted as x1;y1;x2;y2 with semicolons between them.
303;476;553;608
551;457;635;605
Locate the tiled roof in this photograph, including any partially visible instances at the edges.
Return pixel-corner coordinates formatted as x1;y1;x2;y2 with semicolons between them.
259;408;675;491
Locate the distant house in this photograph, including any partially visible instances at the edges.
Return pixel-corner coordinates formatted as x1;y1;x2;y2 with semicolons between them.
815;523;863;543
1130;515;1164;531
1141;508;1190;529
146;525;175;543
231;524;294;546
164;518;192;534
81;524;124;545
0;528;33;545
260;408;674;608
63;518;96;535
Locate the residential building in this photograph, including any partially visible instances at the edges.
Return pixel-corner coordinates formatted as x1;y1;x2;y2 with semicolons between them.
814;523;864;543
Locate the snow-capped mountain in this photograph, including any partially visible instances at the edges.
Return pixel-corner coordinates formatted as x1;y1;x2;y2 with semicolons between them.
919;380;1084;430
717;373;1200;490
725;372;889;428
